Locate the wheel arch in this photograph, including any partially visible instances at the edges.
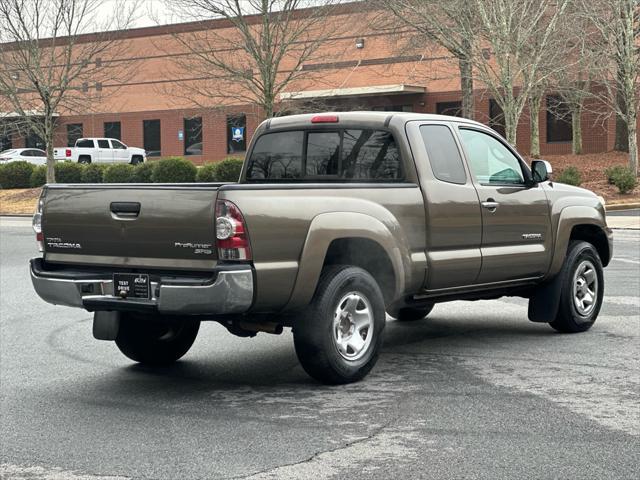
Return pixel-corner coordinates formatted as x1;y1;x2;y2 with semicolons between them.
283;212;408;311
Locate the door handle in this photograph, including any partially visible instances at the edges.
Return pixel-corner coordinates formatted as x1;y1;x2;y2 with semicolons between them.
110;202;141;219
481;199;499;212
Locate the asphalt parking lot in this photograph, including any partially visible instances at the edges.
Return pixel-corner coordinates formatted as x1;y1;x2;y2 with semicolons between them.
1;217;638;480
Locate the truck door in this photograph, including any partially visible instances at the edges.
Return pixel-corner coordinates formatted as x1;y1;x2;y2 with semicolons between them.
407;122;482;290
110;139;129;163
456;127;552;283
97;139;113;163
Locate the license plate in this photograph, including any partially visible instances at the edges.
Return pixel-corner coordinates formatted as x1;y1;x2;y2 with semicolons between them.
113;273;150;299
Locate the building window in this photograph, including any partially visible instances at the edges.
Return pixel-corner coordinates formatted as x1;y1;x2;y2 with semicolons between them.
184;117;202;155
489;99;506;138
227;114;246;154
436;101;462;117
104;121;121;140
0;134;11;152
67;123;83;147
546;95;572;143
26;130;45;149
372;105;412;112
143;119;161;157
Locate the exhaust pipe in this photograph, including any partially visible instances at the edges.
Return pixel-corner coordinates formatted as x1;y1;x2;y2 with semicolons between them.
238;320;283;335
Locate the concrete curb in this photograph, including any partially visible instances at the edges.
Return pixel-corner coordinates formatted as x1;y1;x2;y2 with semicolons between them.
606;202;640;211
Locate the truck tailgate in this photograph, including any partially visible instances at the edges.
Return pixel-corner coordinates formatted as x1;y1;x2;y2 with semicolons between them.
41;184;220;270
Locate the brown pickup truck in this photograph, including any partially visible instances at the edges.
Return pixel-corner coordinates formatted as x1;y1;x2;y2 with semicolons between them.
30;112;613;384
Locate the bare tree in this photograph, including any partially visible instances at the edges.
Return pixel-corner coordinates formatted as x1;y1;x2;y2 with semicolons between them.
467;0;571;146
580;0;639;174
163;0;346;118
0;0;139;182
375;0;476;119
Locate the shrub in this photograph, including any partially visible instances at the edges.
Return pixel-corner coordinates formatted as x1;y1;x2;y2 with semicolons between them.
151;157;197;183
131;161;155;183
55;162;84;183
556;166;582;186
214;157;243;182
0;161;35;188
196;163;218;182
103;164;136;183
605;165;626;185
611;167;637;194
30;165;47;187
81;164;107;183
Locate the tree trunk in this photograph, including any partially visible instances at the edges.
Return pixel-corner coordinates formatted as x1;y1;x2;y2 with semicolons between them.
614;68;629;152
571;105;583;155
44;115;55;184
528;94;542;158
504;106;518;146
627;109;638;176
459;50;474;119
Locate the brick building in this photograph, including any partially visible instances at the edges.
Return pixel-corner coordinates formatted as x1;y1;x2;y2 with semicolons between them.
0;5;627;164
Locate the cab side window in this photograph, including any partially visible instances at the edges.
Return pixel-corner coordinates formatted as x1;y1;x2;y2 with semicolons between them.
420;125;466;184
459;129;525;185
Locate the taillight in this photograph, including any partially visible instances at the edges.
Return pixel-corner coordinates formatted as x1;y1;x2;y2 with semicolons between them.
215;199;251;260
65;149;71;157
311;114;339;124
33;196;44;252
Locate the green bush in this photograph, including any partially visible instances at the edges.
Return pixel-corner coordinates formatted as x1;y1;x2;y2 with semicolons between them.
81;164;107;183
604;165;626;185
0;161;35;188
30;165;47;187
131;161;155;183
611;167;637;194
103;164;136;183
557;166;582;186
196;163;218;182
214;157;243;182
151;157;197;183
55;162;84;183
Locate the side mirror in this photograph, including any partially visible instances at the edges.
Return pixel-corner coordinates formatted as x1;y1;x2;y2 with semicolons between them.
531;160;552;183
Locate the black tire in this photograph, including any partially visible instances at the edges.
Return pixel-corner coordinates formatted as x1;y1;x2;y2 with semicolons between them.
78;156;91;164
130;156;143;165
115;314;200;366
549;240;604;333
293;265;386;385
395;303;434;321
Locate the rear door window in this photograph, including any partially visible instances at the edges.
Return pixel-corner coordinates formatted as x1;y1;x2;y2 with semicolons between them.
76;139;94;148
246;129;402;181
420;125;466;184
97;139;110;149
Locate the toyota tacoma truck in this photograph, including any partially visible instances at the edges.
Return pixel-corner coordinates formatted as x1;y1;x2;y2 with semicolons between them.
30;112;613;384
54;138;146;164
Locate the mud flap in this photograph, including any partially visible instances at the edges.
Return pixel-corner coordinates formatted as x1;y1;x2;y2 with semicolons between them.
93;311;120;340
528;273;563;322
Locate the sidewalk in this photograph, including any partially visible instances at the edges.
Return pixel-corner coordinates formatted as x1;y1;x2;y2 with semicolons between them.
607;215;640;230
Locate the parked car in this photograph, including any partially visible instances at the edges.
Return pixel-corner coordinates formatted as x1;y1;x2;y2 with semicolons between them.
0;148;48;165
30;112;612;384
54;138;146;164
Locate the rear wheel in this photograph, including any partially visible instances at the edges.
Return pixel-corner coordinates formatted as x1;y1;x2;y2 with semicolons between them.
549;241;604;333
395;303;434;321
78;156;91;164
293;265;385;384
115;314;200;365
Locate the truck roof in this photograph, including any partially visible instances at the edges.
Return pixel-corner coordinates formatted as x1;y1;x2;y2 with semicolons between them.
266;111;485;130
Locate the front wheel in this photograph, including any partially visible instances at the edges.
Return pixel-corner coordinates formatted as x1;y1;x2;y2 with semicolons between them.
549;241;604;333
115;314;200;365
293;265;386;384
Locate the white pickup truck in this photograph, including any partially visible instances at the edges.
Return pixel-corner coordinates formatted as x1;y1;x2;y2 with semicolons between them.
54;138;146;164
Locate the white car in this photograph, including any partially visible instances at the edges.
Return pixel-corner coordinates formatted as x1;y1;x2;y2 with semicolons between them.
0;148;48;165
54;138;146;164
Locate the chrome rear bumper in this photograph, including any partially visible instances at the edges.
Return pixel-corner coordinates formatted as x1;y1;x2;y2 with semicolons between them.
30;258;253;315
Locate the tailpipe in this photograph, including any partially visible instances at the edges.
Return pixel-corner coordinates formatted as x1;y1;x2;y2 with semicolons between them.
238;320;283;335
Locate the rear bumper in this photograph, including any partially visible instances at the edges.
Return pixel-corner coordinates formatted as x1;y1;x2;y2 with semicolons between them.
30;258;253;315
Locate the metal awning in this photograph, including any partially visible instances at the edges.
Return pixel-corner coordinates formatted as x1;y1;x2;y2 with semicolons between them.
279;84;426;101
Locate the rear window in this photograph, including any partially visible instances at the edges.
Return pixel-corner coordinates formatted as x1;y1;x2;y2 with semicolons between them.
76;139;94;148
245;129;403;182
